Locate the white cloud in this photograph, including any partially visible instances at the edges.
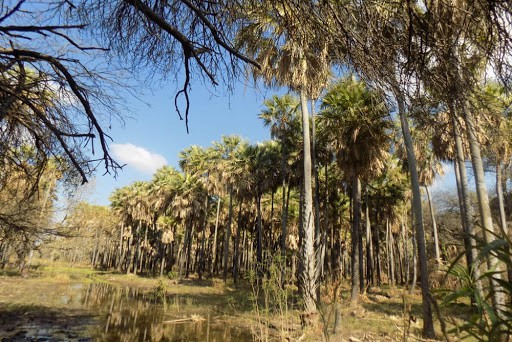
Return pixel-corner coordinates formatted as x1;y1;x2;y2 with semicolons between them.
112;143;167;174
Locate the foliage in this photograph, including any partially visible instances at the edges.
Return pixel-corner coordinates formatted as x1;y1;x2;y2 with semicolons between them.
442;234;512;340
0;151;62;272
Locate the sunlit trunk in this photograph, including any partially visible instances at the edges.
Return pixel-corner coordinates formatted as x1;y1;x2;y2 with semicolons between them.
396;91;434;338
233;200;243;284
256;194;263;277
425;186;441;262
451;116;483;307
299;89;318;320
223;187;233;281
210;197;221;276
496;162;512;282
462;104;505;314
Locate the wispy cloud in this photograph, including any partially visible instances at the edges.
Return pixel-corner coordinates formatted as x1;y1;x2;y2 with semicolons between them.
112;143;167;174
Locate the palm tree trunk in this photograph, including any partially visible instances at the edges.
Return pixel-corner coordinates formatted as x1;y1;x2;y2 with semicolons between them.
425;186;441;263
223;187;233;281
281;177;290;285
366;201;374;286
160;243;167;277
350;173;362;305
451;111;480;290
185;222;193;277
311;103;322;294
210;197;221;276
117;223;124;271
233;199;243;284
388;220;395;286
198;195;209;280
299;89;318;320
139;224;148;274
396;91;435;338
496;162;512;282
126;235;133;274
256;194;263;277
462;104;506;314
179;221;190;280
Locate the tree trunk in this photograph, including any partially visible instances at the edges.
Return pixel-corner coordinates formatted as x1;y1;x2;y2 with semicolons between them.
451;111;480;292
462;104;506;314
160;243;167;277
299;89;318;320
425;186;441;263
281;180;291;285
311;102;322;296
496;162;512;282
396;92;435;338
117;223;124;271
198;195;209;280
223;187;233;281
233;199;243;284
210;197;221;277
366;201;373;287
256;194;263;277
350;173;361;305
139;224;148;274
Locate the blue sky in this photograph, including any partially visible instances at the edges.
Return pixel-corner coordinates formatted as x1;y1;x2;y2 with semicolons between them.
85;80;275;205
83;77;462;207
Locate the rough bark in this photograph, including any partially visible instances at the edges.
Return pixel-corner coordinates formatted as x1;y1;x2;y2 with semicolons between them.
350;174;361;305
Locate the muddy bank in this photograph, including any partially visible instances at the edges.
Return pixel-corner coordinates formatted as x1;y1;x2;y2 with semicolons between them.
0;304;95;341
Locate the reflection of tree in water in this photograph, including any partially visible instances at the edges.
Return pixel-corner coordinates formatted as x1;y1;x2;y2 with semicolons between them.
80;283;251;341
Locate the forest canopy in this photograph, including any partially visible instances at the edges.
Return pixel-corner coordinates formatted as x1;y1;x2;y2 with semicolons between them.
1;1;512;340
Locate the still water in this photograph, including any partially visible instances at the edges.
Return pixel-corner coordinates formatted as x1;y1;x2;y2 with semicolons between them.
19;282;254;341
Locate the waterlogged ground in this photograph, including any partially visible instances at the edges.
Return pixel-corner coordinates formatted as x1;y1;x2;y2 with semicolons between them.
0;263;468;341
0;267;254;341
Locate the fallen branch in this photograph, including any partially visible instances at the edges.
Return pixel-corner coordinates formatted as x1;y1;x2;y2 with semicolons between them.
163;314;205;324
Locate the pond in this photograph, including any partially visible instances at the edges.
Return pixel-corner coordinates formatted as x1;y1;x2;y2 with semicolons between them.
0;282;254;341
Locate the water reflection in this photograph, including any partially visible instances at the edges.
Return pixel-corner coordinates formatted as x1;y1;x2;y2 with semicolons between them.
79;283;252;342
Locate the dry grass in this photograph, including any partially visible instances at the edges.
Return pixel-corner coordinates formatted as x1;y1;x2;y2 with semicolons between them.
0;260;477;341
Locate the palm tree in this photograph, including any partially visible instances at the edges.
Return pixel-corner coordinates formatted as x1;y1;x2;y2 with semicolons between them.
243;141;280;276
211;135;245;281
403;112;446;264
312;1;436;334
422;0;507;319
259;94;300;281
320;75;392;305
235;1;333;320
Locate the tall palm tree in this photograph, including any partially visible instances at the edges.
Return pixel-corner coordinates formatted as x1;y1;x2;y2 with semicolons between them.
211;135;245;281
235;1;333;320
242;141;280;276
322;1;436;334
320;75;392;305
421;0;507;320
259;94;300;280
